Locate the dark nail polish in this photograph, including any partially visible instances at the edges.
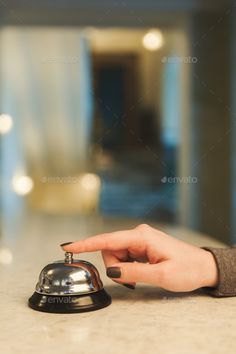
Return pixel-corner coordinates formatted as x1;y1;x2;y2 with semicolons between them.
122;283;135;290
106;267;121;278
60;242;73;247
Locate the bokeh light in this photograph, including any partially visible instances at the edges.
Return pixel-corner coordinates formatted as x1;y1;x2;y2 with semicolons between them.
142;29;164;51
0;114;13;134
80;173;101;191
12;175;34;196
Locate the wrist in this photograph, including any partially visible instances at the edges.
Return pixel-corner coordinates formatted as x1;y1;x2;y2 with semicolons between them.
201;250;219;288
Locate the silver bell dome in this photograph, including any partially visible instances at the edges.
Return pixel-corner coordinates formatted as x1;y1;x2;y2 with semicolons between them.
35;252;103;296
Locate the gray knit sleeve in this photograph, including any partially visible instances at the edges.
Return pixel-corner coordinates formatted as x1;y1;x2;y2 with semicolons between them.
202;247;236;297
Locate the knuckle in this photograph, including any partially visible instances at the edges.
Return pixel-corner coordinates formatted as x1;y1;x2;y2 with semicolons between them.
136;223;151;233
135;224;154;241
102;237;109;250
99;233;110;248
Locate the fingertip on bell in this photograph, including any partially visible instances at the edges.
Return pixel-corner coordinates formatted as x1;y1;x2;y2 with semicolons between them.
60;242;74;249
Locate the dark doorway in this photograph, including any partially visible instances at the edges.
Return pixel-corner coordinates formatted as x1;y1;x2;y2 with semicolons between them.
93;54;140;150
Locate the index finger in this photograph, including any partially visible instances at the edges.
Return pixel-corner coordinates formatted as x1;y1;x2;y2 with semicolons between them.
61;229;139;254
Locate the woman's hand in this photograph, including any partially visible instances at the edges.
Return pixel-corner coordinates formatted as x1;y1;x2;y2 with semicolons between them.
61;224;218;292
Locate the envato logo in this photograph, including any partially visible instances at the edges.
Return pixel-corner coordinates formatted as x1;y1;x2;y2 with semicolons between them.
41;176;80;184
161;176;198;184
161;56;198;64
41;296;78;304
41;56;79;64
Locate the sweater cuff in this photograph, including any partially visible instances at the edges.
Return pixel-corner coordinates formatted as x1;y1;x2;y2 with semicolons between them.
202;247;236;297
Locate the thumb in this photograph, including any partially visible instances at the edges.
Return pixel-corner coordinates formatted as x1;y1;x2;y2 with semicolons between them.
106;262;166;286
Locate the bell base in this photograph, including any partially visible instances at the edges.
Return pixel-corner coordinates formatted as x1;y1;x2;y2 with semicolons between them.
28;289;111;313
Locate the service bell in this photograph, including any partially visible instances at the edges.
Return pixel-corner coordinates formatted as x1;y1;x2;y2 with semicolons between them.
28;251;111;313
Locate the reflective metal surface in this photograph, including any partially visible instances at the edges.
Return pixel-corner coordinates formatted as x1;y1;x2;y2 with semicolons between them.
35;252;103;296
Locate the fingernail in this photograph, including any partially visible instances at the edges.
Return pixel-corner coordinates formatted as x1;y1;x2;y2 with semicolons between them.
106;267;121;278
122;283;135;290
60;242;73;247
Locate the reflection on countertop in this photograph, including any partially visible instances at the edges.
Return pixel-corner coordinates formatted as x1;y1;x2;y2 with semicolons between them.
0;211;235;354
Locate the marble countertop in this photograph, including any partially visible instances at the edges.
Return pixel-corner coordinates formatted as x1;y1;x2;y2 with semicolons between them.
0;212;235;354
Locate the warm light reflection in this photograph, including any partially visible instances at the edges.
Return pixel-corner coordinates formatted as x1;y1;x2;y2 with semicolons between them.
0;248;13;265
0;114;13;134
142;29;164;51
80;173;101;191
12;175;34;195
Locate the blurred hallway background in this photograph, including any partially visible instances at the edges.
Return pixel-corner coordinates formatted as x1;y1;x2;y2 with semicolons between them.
0;0;235;246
